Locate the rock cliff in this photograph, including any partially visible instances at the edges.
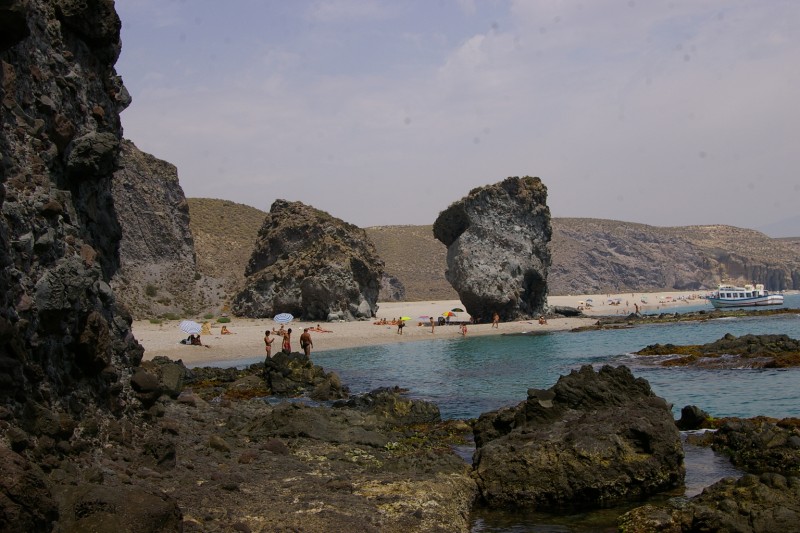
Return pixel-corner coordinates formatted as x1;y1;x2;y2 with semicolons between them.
433;176;552;321
109;140;224;318
0;0;147;528
551;219;800;294
232;200;384;320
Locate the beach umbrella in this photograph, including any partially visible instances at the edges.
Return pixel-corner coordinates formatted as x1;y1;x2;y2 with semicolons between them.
586;298;593;302
400;316;411;321
273;312;293;324
419;315;430;319
441;311;456;317
451;307;465;312
179;320;202;335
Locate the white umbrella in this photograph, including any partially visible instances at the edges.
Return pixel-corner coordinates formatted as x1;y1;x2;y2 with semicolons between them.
179;320;202;335
273;313;293;324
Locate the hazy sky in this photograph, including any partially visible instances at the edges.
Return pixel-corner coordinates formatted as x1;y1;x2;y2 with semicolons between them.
116;1;800;232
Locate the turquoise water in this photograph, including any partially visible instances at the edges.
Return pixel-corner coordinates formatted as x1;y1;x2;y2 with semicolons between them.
313;310;800;420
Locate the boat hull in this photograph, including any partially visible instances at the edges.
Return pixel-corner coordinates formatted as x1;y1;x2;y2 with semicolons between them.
709;295;784;308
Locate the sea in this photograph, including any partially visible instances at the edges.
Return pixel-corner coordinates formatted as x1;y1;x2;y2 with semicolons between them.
219;294;800;531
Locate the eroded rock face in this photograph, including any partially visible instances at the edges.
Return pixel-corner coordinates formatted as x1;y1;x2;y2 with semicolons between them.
472;365;684;509
433;176;551;322
110;139;222;318
0;0;142;412
0;1;145;528
232;200;384;320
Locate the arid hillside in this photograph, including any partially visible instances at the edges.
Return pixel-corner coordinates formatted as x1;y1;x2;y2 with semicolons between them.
186;199;800;303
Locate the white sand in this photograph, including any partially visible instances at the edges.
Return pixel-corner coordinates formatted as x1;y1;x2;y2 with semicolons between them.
133;290;711;367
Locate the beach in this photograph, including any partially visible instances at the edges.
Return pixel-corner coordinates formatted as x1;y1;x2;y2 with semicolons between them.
133;290;710;366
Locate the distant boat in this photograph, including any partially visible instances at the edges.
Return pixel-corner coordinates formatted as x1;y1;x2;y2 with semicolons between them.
708;284;784;308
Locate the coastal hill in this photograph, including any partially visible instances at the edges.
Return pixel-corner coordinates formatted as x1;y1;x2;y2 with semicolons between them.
186;198;800;304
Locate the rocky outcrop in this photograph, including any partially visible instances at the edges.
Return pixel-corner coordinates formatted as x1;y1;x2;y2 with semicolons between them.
621;416;800;532
433;176;551;322
0;0;148;529
635;333;800;368
110;139;224;318
232;200;384;320
619;473;800;533
694;417;800;475
0;0;141;423
472;365;684;508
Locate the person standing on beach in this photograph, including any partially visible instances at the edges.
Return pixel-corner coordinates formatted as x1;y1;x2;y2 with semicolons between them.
460;323;468;336
300;328;313;357
264;330;274;358
430;316;435;334
492;312;500;328
397;319;405;335
282;328;292;354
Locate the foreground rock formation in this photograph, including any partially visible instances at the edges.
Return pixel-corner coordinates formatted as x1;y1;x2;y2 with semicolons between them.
0;0;148;529
620;417;800;532
433;176;552;322
472;365;684;508
233;200;384;320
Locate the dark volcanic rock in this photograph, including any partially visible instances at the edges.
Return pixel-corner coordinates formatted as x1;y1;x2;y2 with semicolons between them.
0;0;142;528
472;365;684;509
619;473;800;533
232;200;384;320
676;405;711;430
433;176;551;322
54;483;183;532
702;417;800;475
635;333;800;368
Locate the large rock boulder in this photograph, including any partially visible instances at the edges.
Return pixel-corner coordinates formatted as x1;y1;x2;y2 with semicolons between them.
232;200;384;320
433;176;551;322
472;365;684;508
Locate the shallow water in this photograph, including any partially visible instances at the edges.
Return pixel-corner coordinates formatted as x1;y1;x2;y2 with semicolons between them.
313;311;800;420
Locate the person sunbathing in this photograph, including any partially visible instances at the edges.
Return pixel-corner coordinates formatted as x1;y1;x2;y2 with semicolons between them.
220;325;235;334
310;324;333;333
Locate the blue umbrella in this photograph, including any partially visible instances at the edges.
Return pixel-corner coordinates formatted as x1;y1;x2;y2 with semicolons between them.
273;313;293;324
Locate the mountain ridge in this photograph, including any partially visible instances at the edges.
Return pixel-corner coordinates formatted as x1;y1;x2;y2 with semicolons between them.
186;198;800;304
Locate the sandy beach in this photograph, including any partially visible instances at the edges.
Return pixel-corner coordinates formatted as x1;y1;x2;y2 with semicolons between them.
133;290;711;367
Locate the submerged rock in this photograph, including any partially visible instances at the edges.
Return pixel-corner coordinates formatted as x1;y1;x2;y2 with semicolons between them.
433;176;551;322
472;365;684;509
232;200;384;320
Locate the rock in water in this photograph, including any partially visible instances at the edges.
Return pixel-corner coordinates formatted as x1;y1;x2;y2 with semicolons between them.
433;176;551;322
232;200;384;320
472;365;684;509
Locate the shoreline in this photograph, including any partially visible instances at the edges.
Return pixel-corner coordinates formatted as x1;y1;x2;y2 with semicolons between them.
133;290;719;367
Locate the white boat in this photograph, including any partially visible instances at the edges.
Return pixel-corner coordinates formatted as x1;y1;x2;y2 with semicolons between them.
708;283;784;308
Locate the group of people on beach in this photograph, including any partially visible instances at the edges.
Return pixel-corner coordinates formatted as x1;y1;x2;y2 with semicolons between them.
264;324;331;359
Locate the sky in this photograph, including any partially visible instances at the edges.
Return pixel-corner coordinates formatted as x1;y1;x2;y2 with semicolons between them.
115;0;800;235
